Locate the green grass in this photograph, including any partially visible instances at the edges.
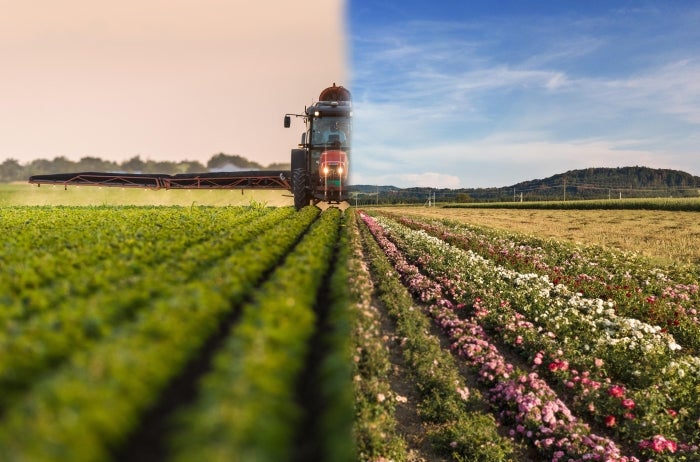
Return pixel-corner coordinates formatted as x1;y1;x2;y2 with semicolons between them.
443;196;700;211
0;182;293;207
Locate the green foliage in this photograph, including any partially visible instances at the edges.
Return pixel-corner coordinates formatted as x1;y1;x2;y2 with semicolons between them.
0;206;357;461
169;207;339;461
346;210;408;461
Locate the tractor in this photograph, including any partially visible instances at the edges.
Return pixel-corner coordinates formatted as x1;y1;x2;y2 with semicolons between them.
285;83;352;210
28;84;352;211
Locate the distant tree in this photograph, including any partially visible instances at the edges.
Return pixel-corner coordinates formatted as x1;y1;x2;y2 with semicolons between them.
178;160;207;173
0;158;23;182
142;160;178;174
207;153;263;170
266;162;292;171
121;156;146;172
78;156;118;171
454;192;472;203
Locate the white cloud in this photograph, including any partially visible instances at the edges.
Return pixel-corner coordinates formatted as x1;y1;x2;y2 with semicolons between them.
350;7;700;186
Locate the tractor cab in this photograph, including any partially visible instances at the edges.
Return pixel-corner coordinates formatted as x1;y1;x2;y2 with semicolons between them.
284;84;352;209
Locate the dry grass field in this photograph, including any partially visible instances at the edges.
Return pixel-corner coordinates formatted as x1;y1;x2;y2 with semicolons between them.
378;206;700;267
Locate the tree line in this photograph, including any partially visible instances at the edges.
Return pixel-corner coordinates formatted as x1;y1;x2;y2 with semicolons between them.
351;166;700;204
0;153;291;182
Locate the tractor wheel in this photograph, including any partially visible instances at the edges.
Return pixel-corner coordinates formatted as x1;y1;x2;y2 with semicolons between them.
292;168;310;210
291;149;310;211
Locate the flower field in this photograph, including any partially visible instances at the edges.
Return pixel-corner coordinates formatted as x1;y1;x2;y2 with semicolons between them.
355;210;700;461
1;203;699;461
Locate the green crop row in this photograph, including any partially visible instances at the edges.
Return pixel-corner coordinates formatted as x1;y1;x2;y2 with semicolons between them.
169;207;341;461
0;206;295;410
347;210;408;461
0;206;319;461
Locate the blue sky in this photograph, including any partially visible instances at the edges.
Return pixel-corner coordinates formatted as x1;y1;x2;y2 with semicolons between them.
348;1;700;188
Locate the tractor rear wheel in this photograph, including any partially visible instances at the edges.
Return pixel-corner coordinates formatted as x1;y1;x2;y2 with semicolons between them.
291;149;310;210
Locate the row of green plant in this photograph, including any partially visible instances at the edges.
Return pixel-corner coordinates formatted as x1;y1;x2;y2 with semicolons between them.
0;206;320;461
316;209;361;461
169;207;345;461
443;196;700;211
0;206;295;410
0;206;274;314
367;212;700;460
347;209;408;460
357;213;521;461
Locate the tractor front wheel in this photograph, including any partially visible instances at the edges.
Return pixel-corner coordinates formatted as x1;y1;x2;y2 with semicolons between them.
291;149;310;210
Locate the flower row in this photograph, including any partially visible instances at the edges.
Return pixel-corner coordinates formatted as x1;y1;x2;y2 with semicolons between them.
392;215;700;352
360;212;635;461
368;213;700;458
357;212;517;460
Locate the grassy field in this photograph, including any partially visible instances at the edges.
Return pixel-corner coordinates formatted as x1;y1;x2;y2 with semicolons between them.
0;182;294;207
377;205;700;267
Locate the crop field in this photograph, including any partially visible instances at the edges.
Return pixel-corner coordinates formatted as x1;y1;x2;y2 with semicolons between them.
2;201;699;461
0;205;354;461
0;182;294;207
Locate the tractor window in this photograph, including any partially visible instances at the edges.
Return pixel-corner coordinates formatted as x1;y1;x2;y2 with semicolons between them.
311;118;351;146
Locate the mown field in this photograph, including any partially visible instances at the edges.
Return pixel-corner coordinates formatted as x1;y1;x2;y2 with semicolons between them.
1;192;699;461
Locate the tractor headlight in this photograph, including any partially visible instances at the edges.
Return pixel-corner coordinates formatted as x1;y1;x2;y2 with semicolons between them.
338;166;343;174
323;166;329;175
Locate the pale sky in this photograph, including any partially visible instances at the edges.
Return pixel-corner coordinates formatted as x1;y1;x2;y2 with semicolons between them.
1;0;346;167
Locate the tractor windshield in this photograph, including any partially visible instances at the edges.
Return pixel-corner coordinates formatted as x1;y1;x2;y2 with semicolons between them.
310;117;351;147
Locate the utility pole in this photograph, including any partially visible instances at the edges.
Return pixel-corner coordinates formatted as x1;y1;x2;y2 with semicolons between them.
563;178;566;201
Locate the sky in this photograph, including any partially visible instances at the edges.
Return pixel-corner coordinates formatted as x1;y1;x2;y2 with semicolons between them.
0;0;345;168
2;1;699;189
349;0;700;187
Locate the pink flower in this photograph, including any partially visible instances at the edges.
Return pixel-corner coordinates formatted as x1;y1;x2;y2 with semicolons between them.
621;398;635;409
667;408;678;417
548;359;568;371
640;435;678;453
605;415;616;427
608;385;625;398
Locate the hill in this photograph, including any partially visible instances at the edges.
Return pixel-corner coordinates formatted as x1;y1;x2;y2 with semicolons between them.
352;166;700;204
